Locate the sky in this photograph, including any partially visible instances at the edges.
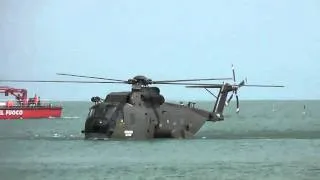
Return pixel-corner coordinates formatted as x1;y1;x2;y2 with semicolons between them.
0;0;319;101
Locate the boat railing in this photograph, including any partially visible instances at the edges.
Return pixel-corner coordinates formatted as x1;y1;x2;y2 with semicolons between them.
0;102;62;109
0;105;62;109
0;97;64;109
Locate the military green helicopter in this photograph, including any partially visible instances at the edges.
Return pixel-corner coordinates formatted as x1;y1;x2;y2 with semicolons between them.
0;65;284;140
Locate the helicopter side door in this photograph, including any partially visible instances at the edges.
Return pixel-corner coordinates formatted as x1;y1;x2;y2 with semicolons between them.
121;104;155;139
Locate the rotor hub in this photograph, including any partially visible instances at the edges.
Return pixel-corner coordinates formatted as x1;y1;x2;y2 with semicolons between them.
128;75;152;86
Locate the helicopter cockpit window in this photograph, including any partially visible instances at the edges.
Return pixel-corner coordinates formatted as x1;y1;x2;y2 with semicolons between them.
88;104;118;119
93;106;107;118
88;109;95;118
104;105;117;119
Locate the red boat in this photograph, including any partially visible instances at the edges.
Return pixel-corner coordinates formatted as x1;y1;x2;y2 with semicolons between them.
0;86;63;120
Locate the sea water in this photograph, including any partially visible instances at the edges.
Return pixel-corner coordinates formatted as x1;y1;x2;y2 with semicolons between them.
0;100;320;180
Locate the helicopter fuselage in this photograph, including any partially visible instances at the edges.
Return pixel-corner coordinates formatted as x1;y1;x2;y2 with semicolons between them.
79;73;283;140
82;87;221;140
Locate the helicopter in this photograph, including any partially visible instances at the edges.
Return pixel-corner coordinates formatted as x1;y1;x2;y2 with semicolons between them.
0;65;284;140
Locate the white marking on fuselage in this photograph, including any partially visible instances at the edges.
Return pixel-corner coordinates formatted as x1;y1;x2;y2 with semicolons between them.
124;130;133;137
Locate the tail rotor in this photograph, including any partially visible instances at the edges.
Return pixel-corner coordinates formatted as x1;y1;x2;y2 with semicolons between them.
185;64;284;117
225;64;242;113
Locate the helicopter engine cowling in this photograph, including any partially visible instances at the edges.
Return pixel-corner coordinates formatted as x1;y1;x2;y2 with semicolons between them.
140;93;165;105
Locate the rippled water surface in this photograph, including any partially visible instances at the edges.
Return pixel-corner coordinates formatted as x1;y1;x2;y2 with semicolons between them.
1;101;320;180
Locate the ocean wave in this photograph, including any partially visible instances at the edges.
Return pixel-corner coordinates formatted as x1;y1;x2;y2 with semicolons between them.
0;133;84;141
1;130;320;141
196;130;320;139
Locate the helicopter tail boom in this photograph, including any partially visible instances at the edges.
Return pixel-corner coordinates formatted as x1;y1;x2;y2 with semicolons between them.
212;84;232;120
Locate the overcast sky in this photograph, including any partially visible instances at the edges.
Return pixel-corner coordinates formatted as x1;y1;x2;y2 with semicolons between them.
0;0;319;101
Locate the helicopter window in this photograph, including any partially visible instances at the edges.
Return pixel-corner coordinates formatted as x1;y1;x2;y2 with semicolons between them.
88;109;95;117
88;104;118;119
104;105;117;119
93;107;106;118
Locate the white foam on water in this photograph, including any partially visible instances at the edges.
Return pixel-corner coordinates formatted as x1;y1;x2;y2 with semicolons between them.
62;116;80;119
52;133;61;138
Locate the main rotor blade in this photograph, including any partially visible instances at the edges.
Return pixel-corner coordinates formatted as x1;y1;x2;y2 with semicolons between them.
243;84;285;87
185;84;224;88
0;80;127;84
185;83;284;88
154;82;225;86
153;78;232;83
56;73;127;82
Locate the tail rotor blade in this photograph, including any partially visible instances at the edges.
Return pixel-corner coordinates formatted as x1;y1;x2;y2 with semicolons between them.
226;93;234;106
232;64;236;82
238;80;245;87
235;93;240;113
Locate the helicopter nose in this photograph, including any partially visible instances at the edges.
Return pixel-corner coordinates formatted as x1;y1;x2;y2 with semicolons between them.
95;118;108;126
90;118;115;136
